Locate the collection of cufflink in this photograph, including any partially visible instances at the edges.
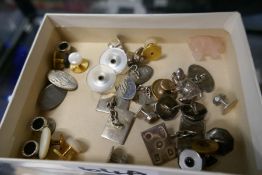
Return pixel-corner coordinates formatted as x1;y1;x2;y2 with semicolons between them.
21;36;238;171
22;116;83;160
21;41;85;160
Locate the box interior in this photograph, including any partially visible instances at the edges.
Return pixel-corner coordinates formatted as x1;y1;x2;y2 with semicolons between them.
0;14;261;174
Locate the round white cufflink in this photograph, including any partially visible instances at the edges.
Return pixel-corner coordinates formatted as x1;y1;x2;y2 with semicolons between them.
87;64;116;93
179;149;203;171
100;48;127;74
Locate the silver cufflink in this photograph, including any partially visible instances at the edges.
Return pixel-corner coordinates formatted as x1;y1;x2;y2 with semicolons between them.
206;128;234;155
31;116;56;133
21;140;39;158
213;94;238;115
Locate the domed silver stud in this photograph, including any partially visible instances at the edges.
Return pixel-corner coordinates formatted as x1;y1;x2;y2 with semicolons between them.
213;94;238;115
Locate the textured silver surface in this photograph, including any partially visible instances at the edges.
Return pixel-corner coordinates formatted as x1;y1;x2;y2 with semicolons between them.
96;95;130;113
96;94;115;113
116;76;136;100
136;103;159;123
48;70;78;91
141;123;176;165
188;64;215;93
101;108;135;145
129;65;153;85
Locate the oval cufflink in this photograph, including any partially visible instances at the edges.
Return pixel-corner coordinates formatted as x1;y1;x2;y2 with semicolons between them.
100;48;127;74
87;64;116;93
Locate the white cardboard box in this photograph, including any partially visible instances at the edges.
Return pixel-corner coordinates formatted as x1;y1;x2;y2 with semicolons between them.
0;13;262;175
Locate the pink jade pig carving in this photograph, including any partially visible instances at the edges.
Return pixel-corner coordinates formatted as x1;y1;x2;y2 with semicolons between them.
188;36;225;61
